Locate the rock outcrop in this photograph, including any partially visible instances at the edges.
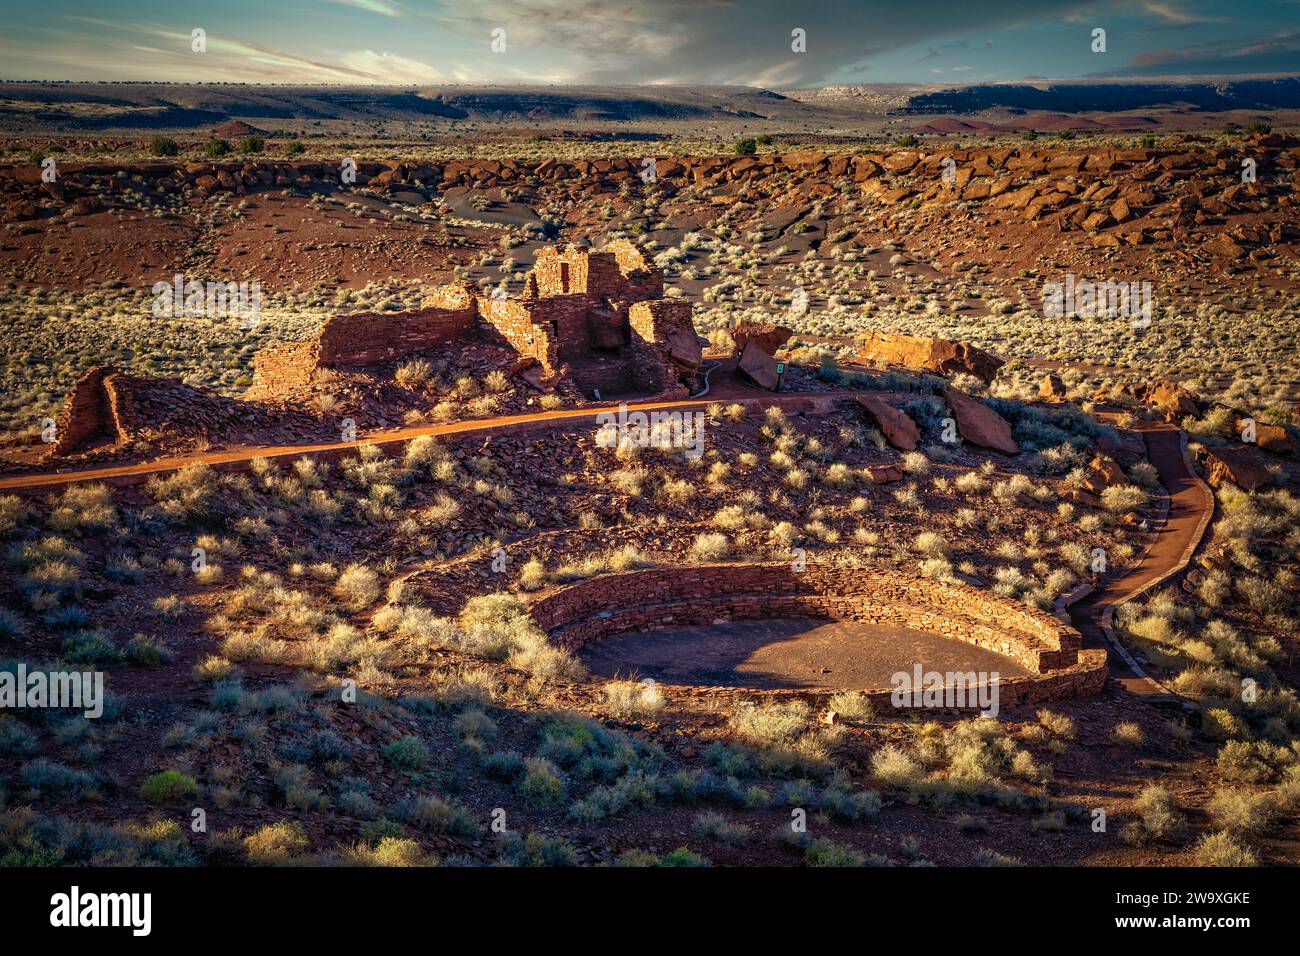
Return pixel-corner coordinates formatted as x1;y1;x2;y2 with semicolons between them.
854;394;919;451
864;463;904;484
858;330;1005;384
1082;454;1128;494
1199;446;1273;491
941;384;1019;454
1039;374;1068;401
731;320;792;357
737;340;780;391
1141;380;1203;422
1237;419;1297;455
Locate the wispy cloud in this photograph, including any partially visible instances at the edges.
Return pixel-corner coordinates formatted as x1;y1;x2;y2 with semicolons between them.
0;1;1292;86
328;0;404;17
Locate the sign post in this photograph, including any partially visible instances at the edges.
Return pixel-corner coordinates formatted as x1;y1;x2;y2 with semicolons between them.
774;362;785;392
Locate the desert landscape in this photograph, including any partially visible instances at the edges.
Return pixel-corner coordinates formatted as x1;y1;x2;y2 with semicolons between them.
0;6;1297;915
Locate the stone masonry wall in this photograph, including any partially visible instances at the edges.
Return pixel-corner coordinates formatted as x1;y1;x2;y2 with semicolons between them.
314;304;474;366
476;297;559;372
529;562;1104;707
51;365;118;456
243;241;696;401
248;338;324;395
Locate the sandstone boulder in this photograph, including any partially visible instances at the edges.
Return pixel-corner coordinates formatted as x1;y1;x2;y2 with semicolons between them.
663;325;703;371
1039;374;1067;401
1200;446;1273;492
1082;454;1128;494
731;320;792;357
1236;419;1297;455
854;394;919;451
1143;380;1203;422
858;330;1005;384
941;384;1019;455
864;463;904;484
737;340;779;391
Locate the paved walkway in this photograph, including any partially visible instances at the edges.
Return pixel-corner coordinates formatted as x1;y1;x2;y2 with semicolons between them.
1067;424;1214;699
0;390;851;492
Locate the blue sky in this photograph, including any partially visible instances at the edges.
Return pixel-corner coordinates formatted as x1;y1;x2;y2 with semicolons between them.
0;0;1296;86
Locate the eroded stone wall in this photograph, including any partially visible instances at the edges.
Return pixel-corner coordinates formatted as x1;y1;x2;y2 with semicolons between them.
529;562;1104;706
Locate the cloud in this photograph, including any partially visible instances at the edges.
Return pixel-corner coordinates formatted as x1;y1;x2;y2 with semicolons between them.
1093;30;1300;76
2;0;1292;86
329;0;404;16
429;0;1085;86
338;49;448;82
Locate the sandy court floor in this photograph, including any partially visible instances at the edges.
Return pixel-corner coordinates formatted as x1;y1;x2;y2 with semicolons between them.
579;617;1030;689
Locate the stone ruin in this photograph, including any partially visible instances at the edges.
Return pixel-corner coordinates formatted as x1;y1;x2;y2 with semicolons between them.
47;364;318;458
47;240;702;457
248;239;700;401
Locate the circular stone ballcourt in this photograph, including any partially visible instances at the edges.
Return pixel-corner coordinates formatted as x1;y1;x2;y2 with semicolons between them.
579;618;1030;690
527;562;1107;705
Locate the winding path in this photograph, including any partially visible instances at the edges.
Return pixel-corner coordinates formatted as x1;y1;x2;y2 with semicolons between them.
1065;423;1215;700
0;390;850;493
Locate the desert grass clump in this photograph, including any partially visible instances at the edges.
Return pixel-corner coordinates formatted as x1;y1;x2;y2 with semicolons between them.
47;483;117;534
244;821;311;865
192;655;235;682
913;531;949;557
334;563;380;610
693;811;750;845
828;691;876;723
518;757;567;804
0;495;31;537
1193;831;1257;866
1207;787;1278;836
395;358;433;388
901;451;930;476
454;593;585;681
689;532;730;562
954;472;989;495
1111;722;1145;747
603;680;665;718
1119;784;1186;845
871;744;923;787
1036;708;1077;740
140;769;199;804
1101;484;1148;515
728;701;833;775
804;838;865;867
145;463;221;526
384;736;430;772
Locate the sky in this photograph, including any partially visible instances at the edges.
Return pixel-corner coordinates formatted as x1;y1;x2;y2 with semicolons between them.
0;0;1296;87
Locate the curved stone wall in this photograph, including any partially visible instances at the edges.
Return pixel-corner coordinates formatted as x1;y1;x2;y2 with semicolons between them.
529;562;1107;709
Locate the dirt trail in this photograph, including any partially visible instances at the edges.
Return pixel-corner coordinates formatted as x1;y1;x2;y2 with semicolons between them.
0;390;852;492
1068;424;1214;699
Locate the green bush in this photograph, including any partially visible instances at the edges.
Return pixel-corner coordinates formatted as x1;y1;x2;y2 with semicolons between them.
140;769;199;804
383;736;429;772
733;138;757;156
241;136;264;154
205;139;230;158
149;136;179;157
